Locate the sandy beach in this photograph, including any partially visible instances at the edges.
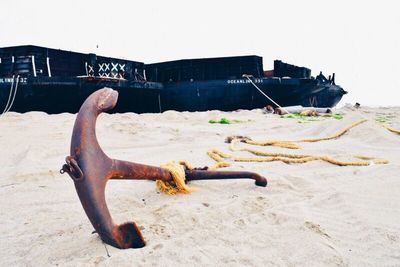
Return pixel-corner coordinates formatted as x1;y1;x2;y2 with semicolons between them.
1;105;399;266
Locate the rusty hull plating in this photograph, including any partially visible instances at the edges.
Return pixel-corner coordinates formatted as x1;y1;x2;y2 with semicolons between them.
61;88;267;249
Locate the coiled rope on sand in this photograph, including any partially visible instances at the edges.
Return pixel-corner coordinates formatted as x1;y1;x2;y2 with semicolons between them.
157;119;390;194
232;119;368;149
207;119;389;169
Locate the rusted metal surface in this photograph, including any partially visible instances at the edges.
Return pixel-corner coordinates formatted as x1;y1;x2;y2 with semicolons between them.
61;88;267;249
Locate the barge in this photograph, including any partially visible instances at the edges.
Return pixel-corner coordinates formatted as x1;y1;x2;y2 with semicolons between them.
0;45;347;114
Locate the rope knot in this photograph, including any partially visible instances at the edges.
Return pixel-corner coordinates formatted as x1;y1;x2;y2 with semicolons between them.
156;161;196;195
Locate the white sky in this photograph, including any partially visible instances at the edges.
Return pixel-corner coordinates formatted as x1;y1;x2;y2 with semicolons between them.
1;0;399;106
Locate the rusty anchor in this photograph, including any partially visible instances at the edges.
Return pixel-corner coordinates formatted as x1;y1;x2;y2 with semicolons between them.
60;88;267;249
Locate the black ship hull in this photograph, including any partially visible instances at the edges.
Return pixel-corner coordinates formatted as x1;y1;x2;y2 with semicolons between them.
160;78;344;112
0;77;163;113
0;76;344;114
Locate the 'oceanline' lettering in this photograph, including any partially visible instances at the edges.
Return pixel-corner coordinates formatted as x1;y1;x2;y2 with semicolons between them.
227;78;263;84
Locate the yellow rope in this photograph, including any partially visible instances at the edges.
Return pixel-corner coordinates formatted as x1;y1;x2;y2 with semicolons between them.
233;119;368;149
298;119;367;142
384;125;400;135
207;147;388;168
157;119;390;194
156;161;196;195
244;139;299;149
208;119;389;168
343;107;400;136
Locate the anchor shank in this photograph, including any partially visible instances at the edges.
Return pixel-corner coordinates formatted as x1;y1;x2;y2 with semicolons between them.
109;159;173;181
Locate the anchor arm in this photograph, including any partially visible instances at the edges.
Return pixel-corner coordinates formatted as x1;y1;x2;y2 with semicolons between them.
65;88;146;249
185;170;267;187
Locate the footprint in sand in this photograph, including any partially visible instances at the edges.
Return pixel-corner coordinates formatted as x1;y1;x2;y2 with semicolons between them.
304;221;331;239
